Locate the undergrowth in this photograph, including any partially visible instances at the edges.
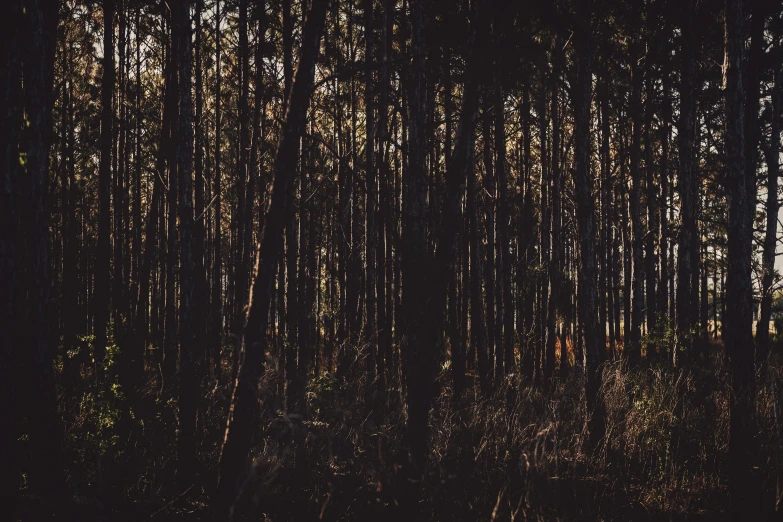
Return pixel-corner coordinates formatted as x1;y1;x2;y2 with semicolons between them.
48;336;783;521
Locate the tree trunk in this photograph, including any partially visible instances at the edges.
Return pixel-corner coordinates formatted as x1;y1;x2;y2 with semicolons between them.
364;0;377;401
537;68;549;381
214;1;327;516
402;0;432;475
676;0;696;364
481;98;497;379
18;0;67;508
0;1;23;512
496;71;513;378
403;0;486;475
194;0;208;372
212;0;224;379
659;68;671;329
644;32;658;343
723;0;760;516
600;81;614;357
547;36;562;379
628;43;644;362
173;0;197;487
757;63;781;379
573;0;605;446
95;0;115;378
163;16;179;384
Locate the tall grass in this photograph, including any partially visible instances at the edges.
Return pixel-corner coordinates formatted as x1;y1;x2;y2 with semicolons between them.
52;336;783;521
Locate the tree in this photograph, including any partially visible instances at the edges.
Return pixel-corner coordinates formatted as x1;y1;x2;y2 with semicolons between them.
16;0;67;510
757;54;782;379
214;0;328;516
676;0;697;364
173;0;198;487
95;0;114;379
0;1;24;513
573;0;605;445
723;0;760;516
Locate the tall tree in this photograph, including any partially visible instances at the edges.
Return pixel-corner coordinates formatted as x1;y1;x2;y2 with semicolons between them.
0;1;24;513
723;0;760;516
546;31;562;379
364;0;377;399
17;0;67;510
214;0;328;516
402;0;432;475
757;56;782;379
95;0;115;378
212;0;223;377
676;0;697;363
628;34;644;361
173;0;198;486
573;0;605;444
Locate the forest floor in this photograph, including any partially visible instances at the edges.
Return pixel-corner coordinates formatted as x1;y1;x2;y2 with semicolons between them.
21;339;783;521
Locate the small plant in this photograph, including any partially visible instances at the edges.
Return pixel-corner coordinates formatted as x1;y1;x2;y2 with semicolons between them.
306;372;338;417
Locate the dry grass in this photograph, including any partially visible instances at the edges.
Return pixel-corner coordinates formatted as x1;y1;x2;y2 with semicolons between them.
52;338;783;521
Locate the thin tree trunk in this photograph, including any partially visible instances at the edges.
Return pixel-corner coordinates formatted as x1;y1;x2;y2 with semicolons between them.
212;0;224;377
573;0;605;446
644;35;658;342
377;0;393;394
600;81;614;357
470;155;489;394
194;0;208;370
496;72;513;378
659;69;671;328
402;0;431;475
163;18;179;384
481;98;497;379
676;0;696;364
547;36;561;379
95;0;115;378
173;0;197;486
628;42;644;362
757;64;781;379
537;63;549;382
364;0;377;400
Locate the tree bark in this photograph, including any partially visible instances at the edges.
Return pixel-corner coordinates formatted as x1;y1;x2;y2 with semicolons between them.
212;0;224;378
18;0;67;508
676;0;696;364
214;1;327;517
723;0;760;516
173;0;198;487
0;1;23;512
95;0;115;379
546;35;562;378
628;41;644;362
497;77;513;378
573;0;605;446
403;0;486;474
163;16;179;384
364;0;377;401
757;62;781;380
